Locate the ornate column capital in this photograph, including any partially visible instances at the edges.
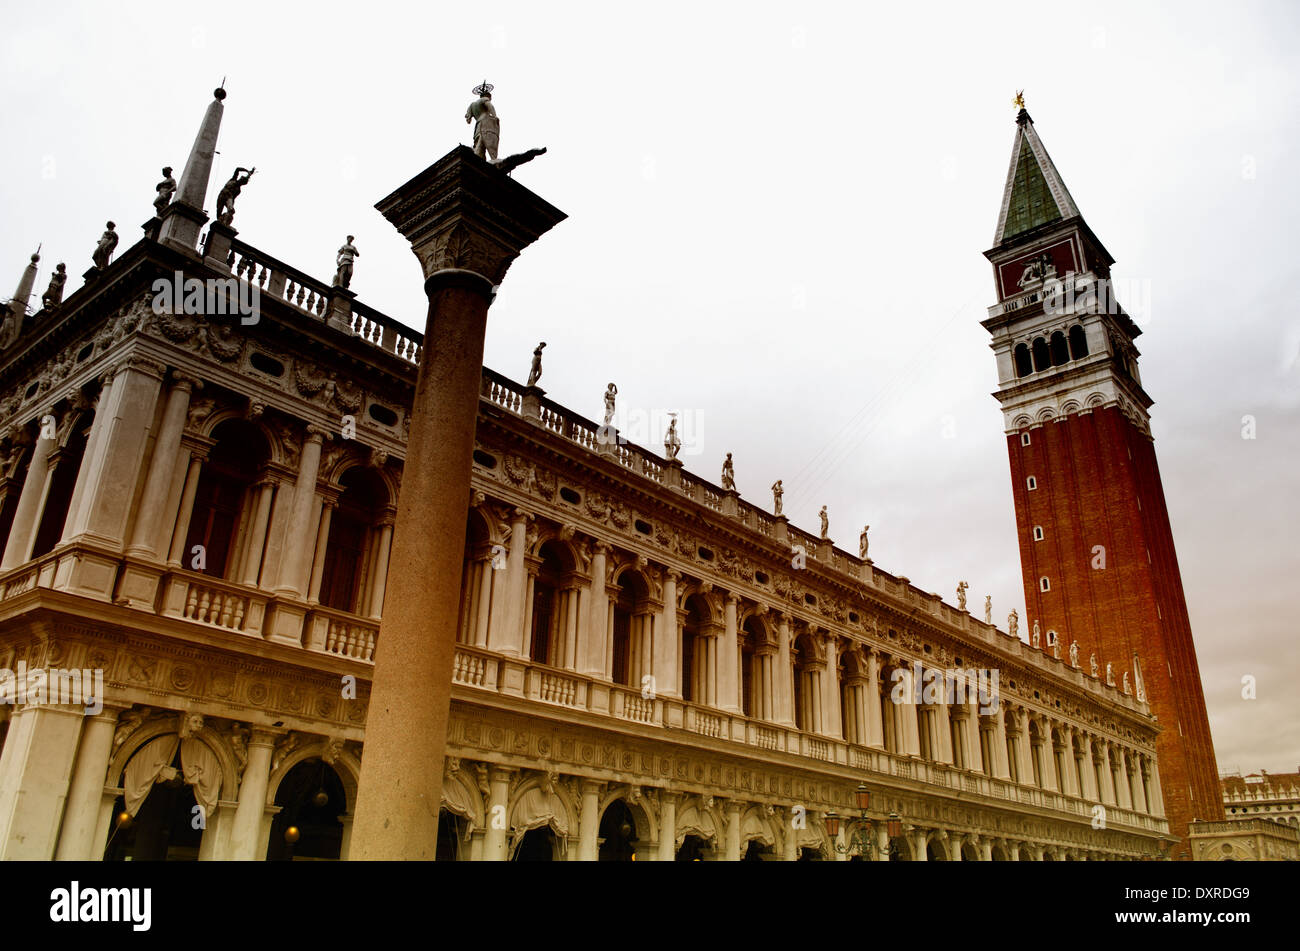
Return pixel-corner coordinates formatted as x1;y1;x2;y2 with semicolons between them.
169;370;204;392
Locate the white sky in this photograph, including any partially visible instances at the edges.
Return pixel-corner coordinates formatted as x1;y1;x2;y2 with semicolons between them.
3;0;1298;774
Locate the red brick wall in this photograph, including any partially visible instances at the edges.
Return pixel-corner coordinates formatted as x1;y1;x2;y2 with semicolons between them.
1006;406;1223;849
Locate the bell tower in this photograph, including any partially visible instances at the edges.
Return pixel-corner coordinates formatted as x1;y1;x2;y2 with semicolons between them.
981;102;1222;852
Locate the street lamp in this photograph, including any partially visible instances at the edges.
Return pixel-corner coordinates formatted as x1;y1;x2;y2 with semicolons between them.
825;783;902;859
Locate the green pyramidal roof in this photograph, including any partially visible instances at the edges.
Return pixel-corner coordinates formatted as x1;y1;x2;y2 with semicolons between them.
993;111;1081;247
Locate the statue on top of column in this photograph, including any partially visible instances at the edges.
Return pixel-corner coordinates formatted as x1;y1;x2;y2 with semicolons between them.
465;81;500;163
216;167;255;226
771;480;783;516
334;236;359;289
153;166;176;217
527;341;546;387
956;580;968;611
721;452;736;491
664;414;681;460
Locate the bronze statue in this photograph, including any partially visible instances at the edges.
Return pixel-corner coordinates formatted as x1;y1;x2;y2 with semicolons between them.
216;167;255;225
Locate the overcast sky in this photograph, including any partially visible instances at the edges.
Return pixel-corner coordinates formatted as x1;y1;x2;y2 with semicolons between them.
2;1;1297;775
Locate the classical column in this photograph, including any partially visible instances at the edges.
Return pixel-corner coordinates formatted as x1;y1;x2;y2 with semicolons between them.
582;543;609;677
126;374;199;559
658;792;677;861
1146;756;1166;817
900;668;921;757
1013;710;1035;785
472;551;494;647
1039;718;1059;792
0;419;55;569
239;480;276;587
775;614;796;728
1078;735;1099;800
228;730;276;860
654;570;681;698
719;595;741;713
367;515;395;619
1097;740;1117;805
865;649;884;748
980;838;994;861
577;780;601;861
1060;730;1080;796
472;766;510;861
949;834;963;861
934;683;953;765
166;453;205;566
724;801;742;861
351;149;565;859
272;427;327;598
306;501;335;602
54;707;122;860
0;705;86;859
492;509;529;655
1128;754;1144;812
874;824;889;862
911;829;928;862
823;635;843;739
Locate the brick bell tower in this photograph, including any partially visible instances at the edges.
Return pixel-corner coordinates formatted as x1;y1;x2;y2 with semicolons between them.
981;102;1222;852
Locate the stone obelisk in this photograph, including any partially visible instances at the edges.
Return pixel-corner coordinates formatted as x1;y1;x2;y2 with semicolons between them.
349;144;564;859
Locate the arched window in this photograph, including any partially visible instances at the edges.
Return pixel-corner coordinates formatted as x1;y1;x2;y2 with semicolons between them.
792;632;820;733
1014;343;1032;378
183;419;271;580
319;467;390;614
528;542;573;666
30;409;94;559
681;594;712;704
266;758;346;861
1005;711;1020;783
1069;324;1089;359
1032;337;1051;372
1033;525;1044;541
611;570;652;688
1050;331;1069;366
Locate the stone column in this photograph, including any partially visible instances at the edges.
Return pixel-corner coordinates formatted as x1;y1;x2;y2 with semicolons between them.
367;516;395;619
724;801;742;861
166;453;206;566
1078;735;1100;801
874;823;889;862
273;427;327;598
992;711;1011;779
582;543;609;677
911;829;928;862
482;767;513;860
776;614;796;728
306;501;335;602
719;595;741;713
577;780;601;861
934;685;953;765
0;705;86;859
54;707;122;860
126;374;199;559
658;792;677;861
900;669;921;757
1146;756;1165;817
950;834;963;861
964;702;983;773
491;509;529;655
1039;718;1060;792
1060;730;1080;796
980;838;993;861
823;635;843;739
1097;740;1117;805
228;730;276;860
1013;709;1035;785
0;420;56;569
654;570;681;698
238;480;276;586
865;649;884;748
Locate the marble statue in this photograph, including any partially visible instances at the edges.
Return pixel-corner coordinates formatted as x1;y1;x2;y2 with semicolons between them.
334;236;359;289
154;166;176;217
527;341;546;387
664;414;681;460
465;82;500;162
984;596;992;624
1090;653;1099;678
1032;622;1040;649
859;525;870;560
1122;671;1131;694
956;580;968;612
92;221;118;269
819;506;829;540
1008;609;1018;639
721;453;736;491
771;480;783;516
216;167;255;225
1052;638;1060;660
1069;640;1079;668
1106;662;1115;687
41;263;66;310
603;383;617;425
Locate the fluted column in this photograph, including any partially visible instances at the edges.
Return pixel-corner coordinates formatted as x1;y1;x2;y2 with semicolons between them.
493;509;529;655
719;595;741;713
1039;718;1059;792
776;614;796;727
239;480;276;587
992;711;1011;779
228;730;277;860
1097;740;1117;805
306;500;335;602
964;702;983;773
483;767;513;860
1060;729;1080;796
1078;735;1099;800
272;427;327;598
127;373;199;558
654;570;681;698
900;667;921;757
166;453;205;566
582;543;609;676
823;635;843;739
1013;710;1035;785
865;649;884;748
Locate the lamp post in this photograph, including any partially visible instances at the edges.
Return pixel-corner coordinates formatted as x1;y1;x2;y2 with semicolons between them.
824;783;903;859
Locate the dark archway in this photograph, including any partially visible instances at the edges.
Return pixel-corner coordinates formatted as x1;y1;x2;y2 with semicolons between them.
1069;324;1089;359
598;800;638;861
30;409;94;558
676;835;709;861
742;840;774;861
104;746;201;862
266;759;346;861
436;810;466;861
320;466;389;614
513;827;557;861
184;418;270;579
1014;343;1033;378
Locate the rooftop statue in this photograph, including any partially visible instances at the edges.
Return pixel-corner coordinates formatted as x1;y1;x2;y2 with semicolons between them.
41;263;66;311
527;341;546;387
92;222;118;269
1069;640;1079;668
465;81;500;163
216;167;255;226
721;453;736;491
859;525;870;560
984;595;992;624
603;383;617;425
956;580;968;611
335;235;359;289
154;166;176;217
1008;608;1019;639
819;505;829;540
771;480;783;516
664;414;681;460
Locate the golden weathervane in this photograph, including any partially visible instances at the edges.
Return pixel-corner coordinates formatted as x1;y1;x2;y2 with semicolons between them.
1014;90;1025;110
